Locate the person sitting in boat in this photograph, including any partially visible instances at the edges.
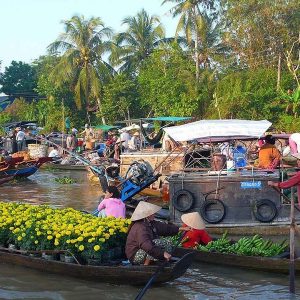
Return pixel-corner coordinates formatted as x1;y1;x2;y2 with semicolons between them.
180;212;212;248
258;135;281;169
125;201;190;265
97;186;125;218
48;146;61;160
128;131;141;151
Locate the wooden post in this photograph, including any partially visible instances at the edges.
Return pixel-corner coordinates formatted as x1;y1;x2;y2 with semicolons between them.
62;98;65;155
277;53;281;91
289;186;295;294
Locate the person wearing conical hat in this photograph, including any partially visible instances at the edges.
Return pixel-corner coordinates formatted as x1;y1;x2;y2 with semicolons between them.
180;212;212;248
125;201;191;265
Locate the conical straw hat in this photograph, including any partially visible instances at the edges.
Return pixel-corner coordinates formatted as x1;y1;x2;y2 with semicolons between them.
131;201;161;221
181;212;205;230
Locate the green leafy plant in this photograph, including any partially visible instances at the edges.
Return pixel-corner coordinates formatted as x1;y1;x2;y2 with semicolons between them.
54;176;76;184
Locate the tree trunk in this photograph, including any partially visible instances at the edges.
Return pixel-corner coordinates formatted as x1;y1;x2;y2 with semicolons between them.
96;97;106;125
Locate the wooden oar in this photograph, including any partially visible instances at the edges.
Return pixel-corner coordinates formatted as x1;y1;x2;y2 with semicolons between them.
135;233;185;300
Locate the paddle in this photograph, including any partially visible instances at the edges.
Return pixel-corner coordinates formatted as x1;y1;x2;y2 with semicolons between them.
134;233;185;300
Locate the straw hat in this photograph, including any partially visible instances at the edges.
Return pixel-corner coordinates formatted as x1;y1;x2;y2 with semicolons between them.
131;201;161;221
181;212;205;230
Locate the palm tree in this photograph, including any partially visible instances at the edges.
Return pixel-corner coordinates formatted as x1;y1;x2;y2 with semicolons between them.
162;0;215;80
110;9;165;74
48;15;115;124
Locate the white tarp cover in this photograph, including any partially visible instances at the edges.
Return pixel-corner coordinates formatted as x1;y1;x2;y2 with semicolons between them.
163;119;272;142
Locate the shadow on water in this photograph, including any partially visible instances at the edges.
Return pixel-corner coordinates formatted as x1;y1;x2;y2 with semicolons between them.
1;170;300;299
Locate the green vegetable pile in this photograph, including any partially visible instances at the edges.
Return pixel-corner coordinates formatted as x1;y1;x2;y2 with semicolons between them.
54;176;76;184
197;233;288;257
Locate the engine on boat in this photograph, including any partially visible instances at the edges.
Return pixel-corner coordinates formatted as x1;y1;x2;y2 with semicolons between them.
125;160;154;185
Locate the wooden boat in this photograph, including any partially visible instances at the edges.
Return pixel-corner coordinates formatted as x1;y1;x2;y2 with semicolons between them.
174;247;300;275
0;249;194;285
0;157;52;178
41;163;88;171
0;174;15;185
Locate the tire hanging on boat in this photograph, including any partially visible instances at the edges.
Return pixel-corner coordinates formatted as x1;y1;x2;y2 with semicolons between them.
172;189;195;212
140;121;166;145
200;199;226;224
253;199;277;223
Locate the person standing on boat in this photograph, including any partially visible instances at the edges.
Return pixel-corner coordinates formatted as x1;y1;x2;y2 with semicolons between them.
258;135;281;169
180;212;212;248
268;153;300;208
120;129;131;152
125;201;190;265
10;129;18;154
97;186;125;218
15;127;25;152
69;133;78;152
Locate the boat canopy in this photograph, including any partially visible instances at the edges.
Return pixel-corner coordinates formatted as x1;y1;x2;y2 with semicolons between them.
142;116;192;122
163;119;272;142
93;125;119;131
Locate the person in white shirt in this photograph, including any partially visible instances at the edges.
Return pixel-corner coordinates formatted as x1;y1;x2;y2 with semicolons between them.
15;127;25;151
120;129;131;152
48;146;60;158
128;132;141;151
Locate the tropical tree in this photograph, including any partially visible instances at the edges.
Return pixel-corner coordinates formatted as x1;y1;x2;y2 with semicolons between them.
101;73;140;123
47;15;115;124
138;44;199;116
0;61;37;96
110;9;165;74
162;0;216;80
221;0;300;71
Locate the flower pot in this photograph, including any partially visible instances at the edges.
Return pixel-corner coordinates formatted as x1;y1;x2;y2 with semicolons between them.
87;258;102;266
101;250;112;262
29;253;41;258
8;244;16;250
113;247;122;259
64;255;76;264
59;254;65;262
43;253;57;261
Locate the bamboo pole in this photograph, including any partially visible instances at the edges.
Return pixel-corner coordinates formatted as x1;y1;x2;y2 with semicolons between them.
289;186;295;294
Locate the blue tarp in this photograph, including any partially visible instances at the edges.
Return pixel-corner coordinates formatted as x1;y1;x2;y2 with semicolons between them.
142;116;192;122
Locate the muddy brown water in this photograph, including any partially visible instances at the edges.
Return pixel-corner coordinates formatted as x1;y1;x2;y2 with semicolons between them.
0;169;299;300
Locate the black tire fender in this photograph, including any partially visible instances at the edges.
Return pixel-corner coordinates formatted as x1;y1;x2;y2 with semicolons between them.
200;199;226;224
172;189;195;212
253;199;277;223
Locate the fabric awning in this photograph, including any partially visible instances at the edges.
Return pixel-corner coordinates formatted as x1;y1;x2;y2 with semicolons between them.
163;119;272;142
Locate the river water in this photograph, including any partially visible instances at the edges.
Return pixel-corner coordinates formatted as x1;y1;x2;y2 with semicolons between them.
0;169;299;300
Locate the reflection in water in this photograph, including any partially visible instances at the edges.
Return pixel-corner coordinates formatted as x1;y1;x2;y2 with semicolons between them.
0;170;300;299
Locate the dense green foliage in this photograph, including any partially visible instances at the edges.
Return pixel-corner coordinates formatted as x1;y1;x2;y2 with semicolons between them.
0;1;299;132
0;61;37;95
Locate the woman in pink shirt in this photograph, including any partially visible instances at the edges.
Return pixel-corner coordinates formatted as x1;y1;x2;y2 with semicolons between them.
98;186;126;218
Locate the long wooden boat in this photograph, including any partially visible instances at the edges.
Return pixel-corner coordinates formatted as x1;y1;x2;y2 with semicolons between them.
0;157;52;179
0;174;15;185
174;247;300;275
41;163;88;171
0;249;194;285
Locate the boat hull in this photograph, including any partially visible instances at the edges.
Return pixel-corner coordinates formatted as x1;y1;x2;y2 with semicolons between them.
41;163;88;171
174;247;300;275
2;166;38;178
0;250;193;285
